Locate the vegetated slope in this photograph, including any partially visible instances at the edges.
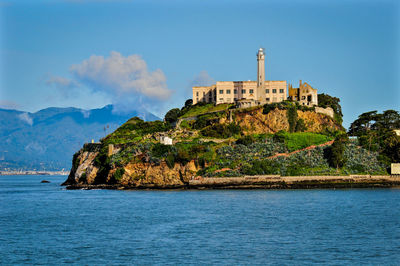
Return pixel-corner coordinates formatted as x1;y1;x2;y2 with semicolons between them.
0;105;160;171
64;99;388;188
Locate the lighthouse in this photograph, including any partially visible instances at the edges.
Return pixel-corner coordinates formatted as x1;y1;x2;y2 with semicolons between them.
257;48;265;88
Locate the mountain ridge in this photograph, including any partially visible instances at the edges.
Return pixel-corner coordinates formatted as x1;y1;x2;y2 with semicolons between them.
0;105;160;171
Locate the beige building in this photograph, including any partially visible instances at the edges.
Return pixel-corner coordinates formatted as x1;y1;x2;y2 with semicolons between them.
193;48;287;107
288;80;318;106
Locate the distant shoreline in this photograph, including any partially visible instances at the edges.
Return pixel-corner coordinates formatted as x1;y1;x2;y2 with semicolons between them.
0;171;69;176
65;175;400;190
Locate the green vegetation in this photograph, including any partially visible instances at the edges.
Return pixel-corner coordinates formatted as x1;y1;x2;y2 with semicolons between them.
273;131;333;152
200;123;241;138
318;93;343;125
328;133;349;170
287;104;298;133
179;103;233;118
103;117;170;145
348;109;400;170
164;108;181;124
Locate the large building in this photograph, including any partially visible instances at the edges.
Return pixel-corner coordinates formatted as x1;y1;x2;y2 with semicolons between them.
192;48;317;107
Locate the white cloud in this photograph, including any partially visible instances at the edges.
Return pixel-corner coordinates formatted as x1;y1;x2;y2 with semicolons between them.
18;113;33;126
190;70;215;87
70;51;171;101
46;75;78;90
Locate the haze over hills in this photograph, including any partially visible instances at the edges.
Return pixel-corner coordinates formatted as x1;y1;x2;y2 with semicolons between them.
0;105;160;171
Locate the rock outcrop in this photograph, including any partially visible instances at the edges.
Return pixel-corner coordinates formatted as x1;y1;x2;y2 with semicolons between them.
234;108;340;134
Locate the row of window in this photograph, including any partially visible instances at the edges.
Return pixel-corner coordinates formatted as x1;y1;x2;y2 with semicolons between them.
216;89;285;94
197;89;286;97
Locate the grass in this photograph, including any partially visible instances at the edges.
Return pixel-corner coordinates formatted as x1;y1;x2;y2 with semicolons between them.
282;132;333;152
180;103;234;118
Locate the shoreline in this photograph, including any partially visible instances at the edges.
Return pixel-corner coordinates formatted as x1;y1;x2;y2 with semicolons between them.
0;171;70;176
65;175;400;190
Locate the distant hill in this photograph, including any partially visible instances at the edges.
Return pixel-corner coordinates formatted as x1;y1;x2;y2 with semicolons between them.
0;105;160;171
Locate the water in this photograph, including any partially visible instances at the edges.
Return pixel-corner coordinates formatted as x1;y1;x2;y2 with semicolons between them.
1;175;400;265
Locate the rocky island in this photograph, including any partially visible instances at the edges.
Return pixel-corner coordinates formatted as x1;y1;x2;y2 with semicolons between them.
62;96;400;190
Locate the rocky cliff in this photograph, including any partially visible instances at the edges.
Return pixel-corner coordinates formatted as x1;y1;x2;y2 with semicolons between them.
233;108;340;134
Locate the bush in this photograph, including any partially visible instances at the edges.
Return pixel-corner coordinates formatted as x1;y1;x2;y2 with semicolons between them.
164;108;181;124
151;143;174;158
201;123;241;138
166;153;175;169
113;168;125;182
236;135;255;146
295;118;307;132
287;105;298;133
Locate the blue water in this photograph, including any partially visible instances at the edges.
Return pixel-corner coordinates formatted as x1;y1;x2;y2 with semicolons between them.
1;175;400;265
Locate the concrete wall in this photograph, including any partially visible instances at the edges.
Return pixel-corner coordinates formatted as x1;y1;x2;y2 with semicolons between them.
315;106;334;118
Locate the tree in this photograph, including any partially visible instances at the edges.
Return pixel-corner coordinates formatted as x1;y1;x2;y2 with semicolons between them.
287;105;298;133
318;93;343;124
164;108;181;124
348;111;378;136
372;110;400;131
329;133;349;170
184;99;193;108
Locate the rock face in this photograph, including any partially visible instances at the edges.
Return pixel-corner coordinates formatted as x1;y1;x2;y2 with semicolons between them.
63;148;198;188
234;108;340;134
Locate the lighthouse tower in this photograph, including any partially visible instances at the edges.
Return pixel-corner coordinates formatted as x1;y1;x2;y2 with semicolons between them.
257;48;265;88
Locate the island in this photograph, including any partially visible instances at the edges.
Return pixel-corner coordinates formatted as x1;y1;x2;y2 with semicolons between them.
62;49;400;189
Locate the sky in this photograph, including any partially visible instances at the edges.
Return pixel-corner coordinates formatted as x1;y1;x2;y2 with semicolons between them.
0;0;399;128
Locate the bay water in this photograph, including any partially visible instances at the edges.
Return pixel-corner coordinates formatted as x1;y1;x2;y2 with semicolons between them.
1;175;399;265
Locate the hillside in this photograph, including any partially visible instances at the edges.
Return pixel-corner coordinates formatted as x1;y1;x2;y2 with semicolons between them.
63;100;389;188
0;105;159;171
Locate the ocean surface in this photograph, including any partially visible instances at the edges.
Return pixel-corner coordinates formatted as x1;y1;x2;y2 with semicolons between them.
1;175;399;265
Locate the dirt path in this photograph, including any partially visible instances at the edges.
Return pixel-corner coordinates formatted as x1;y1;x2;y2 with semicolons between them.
267;140;334;159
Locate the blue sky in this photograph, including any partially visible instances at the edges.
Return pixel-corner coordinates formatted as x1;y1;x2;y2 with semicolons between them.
0;0;399;128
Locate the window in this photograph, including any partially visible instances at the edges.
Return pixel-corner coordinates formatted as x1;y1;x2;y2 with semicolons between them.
234;89;237;94
272;89;277;93
242;89;246;94
279;89;284;93
196;92;199;96
301;96;306;100
234;98;237;101
226;90;231;94
196;98;199;102
209;97;212;102
266;98;270;102
265;89;269;93
219;98;224;102
249;89;254;94
227;98;231;102
273;97;277;102
219;90;224;94
203;92;205;96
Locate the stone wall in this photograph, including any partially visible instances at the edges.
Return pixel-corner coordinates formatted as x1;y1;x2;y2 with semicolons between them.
315;106;334;118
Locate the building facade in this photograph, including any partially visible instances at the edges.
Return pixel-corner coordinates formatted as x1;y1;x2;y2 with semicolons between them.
288;80;318;106
192;49;319;107
192;48;287;106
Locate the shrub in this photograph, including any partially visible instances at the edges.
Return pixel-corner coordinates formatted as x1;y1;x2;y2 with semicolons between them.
113;168;125;182
236;135;255;146
166;153;175;169
200;123;241;138
295;118;307;132
164;108;181;124
287;105;298;133
151;143;174;158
